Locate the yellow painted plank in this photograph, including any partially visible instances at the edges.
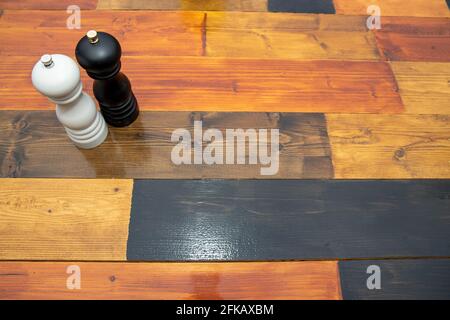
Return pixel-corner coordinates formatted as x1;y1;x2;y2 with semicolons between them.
334;0;450;17
206;12;381;60
97;0;268;11
327;114;450;178
391;62;450;114
0;179;133;260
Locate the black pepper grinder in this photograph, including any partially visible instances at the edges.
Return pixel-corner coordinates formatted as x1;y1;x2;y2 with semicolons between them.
75;30;139;127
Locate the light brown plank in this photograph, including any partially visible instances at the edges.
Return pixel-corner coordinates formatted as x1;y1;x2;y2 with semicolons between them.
391;62;450;114
0;261;341;300
376;16;450;62
206;12;381;60
327;114;450;178
334;0;450;17
0;56;403;113
0;179;133;260
0;0;97;9
0;10;204;56
97;0;268;11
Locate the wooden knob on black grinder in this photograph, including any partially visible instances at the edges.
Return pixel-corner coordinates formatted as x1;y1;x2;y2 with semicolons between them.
75;30;139;127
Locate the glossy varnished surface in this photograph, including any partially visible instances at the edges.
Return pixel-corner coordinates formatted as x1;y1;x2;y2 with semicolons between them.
0;111;332;178
0;1;449;300
127;180;450;261
0;261;341;299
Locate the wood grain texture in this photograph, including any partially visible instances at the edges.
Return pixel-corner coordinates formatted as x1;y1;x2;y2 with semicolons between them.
376;17;450;62
0;55;403;113
0;10;204;56
206;12;380;60
97;0;268;11
0;0;97;9
340;259;450;300
327;114;450;178
127;180;450;261
0;179;132;260
0;261;341;299
0;111;332;179
334;0;450;17
268;0;335;14
391;62;450;114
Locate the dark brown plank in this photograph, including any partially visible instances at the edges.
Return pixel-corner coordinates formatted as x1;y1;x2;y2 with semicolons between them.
0;111;332;179
340;259;450;300
376;16;450;61
127;180;450;261
0;261;341;300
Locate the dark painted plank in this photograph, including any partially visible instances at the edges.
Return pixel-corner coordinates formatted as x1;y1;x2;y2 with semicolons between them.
0;111;332;179
447;0;450;10
127;180;450;261
340;259;450;300
268;0;335;13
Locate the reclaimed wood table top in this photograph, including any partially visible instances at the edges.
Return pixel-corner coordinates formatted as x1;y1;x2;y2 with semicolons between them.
0;0;449;300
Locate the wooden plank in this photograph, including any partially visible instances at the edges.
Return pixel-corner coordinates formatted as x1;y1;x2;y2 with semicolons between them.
97;0;268;11
268;0;335;13
0;111;333;179
391;62;450;114
0;261;341;299
376;17;450;62
0;0;97;9
0;10;203;56
0;56;403;113
327;114;450;178
127;180;450;261
206;12;381;60
0;179;132;260
334;0;450;17
339;259;450;300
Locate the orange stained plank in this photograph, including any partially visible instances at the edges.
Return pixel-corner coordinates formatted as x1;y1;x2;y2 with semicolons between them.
206;12;381;60
334;0;450;17
0;56;404;112
375;16;450;62
0;0;98;9
0;261;342;300
0;10;204;56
